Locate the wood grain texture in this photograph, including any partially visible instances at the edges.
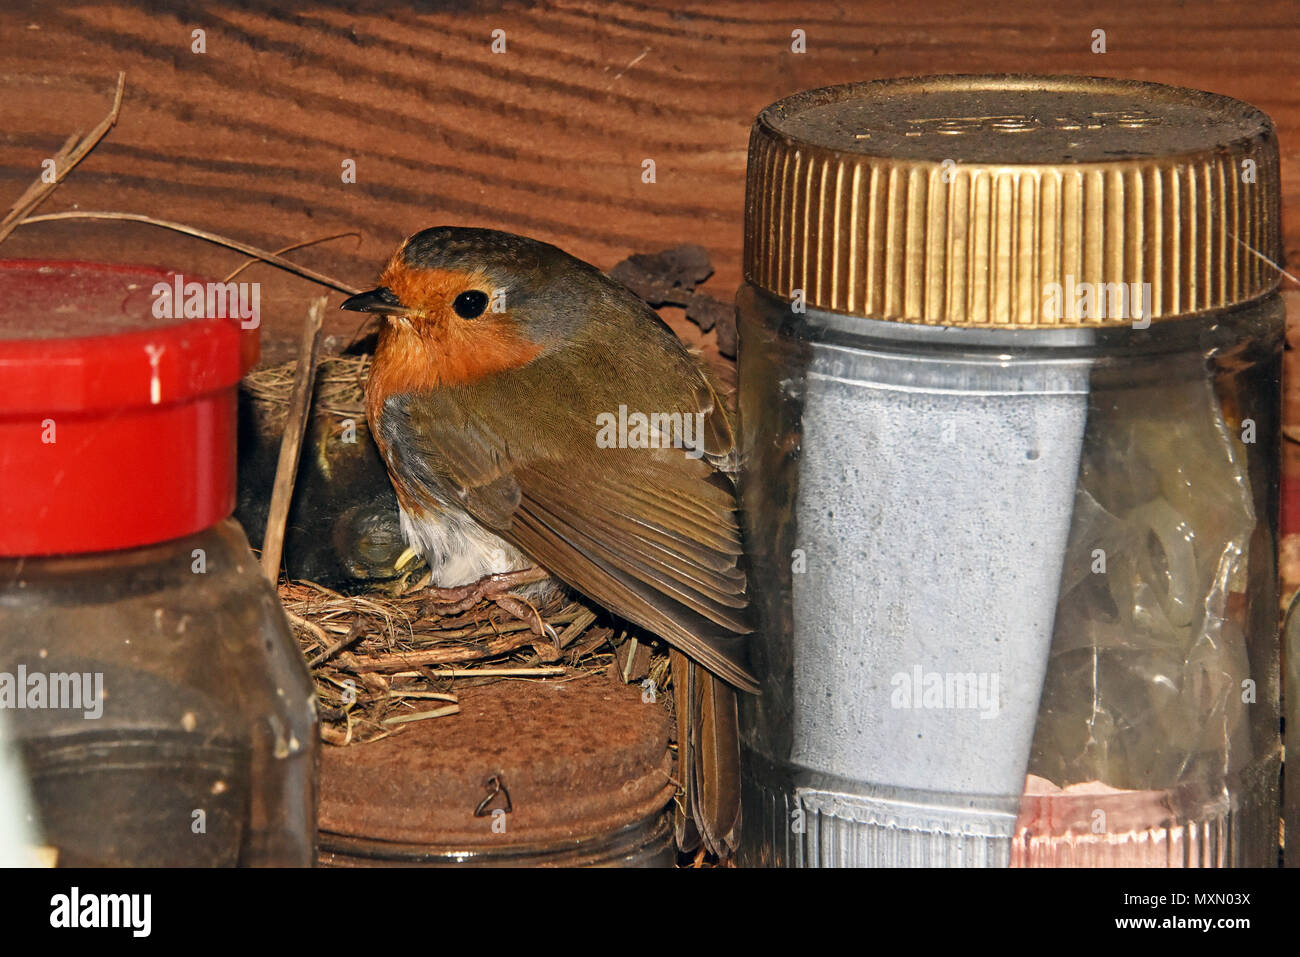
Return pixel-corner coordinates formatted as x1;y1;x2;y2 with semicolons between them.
0;0;1297;366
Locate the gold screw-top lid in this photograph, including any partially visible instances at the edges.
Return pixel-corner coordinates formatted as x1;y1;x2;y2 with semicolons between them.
744;75;1282;327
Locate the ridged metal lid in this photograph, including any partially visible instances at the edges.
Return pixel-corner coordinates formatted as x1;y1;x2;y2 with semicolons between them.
744;75;1282;327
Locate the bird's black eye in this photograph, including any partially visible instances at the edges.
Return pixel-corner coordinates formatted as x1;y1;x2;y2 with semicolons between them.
452;289;489;319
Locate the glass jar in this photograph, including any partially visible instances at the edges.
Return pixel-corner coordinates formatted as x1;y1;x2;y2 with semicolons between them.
1283;587;1300;867
735;77;1284;867
0;260;318;866
0;709;40;865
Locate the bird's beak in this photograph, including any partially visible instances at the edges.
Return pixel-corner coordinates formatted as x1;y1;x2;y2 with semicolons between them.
340;287;408;316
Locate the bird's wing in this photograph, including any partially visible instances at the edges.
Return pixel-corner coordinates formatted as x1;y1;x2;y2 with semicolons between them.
377;370;757;693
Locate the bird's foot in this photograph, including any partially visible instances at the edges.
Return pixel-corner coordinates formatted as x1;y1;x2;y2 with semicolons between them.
425;567;557;643
423;566;550;613
490;593;560;646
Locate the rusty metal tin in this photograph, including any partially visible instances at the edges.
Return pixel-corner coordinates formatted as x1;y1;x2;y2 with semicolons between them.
318;677;677;866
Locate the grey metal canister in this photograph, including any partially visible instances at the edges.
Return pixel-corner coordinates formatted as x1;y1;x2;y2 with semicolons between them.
736;76;1284;867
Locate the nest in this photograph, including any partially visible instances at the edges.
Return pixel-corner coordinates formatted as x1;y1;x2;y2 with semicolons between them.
278;576;672;746
244;354;370;425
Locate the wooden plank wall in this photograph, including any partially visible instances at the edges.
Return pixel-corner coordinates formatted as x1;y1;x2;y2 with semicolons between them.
2;0;1296;359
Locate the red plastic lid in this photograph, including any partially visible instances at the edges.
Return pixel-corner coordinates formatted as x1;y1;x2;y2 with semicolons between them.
0;260;259;555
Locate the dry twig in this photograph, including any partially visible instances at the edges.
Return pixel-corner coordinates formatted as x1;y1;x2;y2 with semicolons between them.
261;297;327;582
0;73;125;245
17;211;360;294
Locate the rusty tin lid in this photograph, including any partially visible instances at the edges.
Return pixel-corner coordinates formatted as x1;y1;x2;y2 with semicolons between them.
319;676;675;854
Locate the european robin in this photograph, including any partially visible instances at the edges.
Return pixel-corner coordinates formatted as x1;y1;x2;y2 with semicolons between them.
342;226;754;856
